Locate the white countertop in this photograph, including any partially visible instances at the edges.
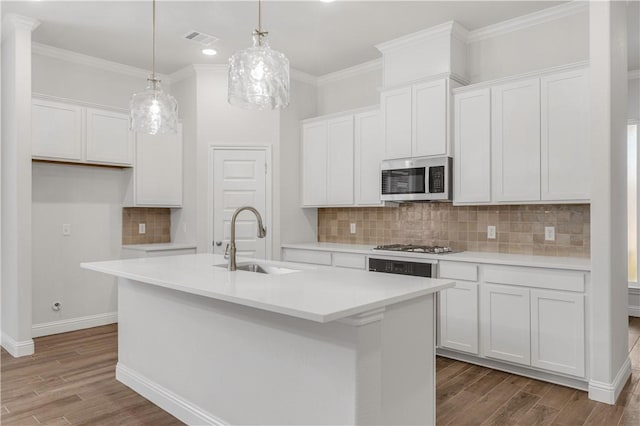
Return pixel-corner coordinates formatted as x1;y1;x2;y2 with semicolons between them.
281;242;591;271
121;243;197;252
81;253;454;323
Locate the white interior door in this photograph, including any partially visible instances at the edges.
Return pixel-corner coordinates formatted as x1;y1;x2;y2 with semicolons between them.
212;148;269;260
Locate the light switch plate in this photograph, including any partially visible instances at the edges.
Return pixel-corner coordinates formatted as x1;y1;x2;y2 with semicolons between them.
545;226;555;241
487;225;496;239
139;223;146;234
350;223;356;234
62;224;71;236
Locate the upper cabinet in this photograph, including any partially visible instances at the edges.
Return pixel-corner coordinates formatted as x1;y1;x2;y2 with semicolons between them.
454;88;492;204
540;69;590;201
381;78;452;160
301;107;382;208
32;96;133;167
492;78;541;203
32;98;83;161
453;65;590;205
132;124;183;207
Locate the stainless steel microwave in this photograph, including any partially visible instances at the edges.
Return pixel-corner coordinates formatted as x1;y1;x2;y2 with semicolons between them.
381;156;452;202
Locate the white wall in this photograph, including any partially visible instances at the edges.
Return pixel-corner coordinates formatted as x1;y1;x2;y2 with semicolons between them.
32;163;124;326
30;53;148;332
316;68;381;116
467;10;589;83
629;77;639;120
280;79;319;245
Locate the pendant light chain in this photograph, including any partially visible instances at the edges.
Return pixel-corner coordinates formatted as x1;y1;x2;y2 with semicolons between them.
152;0;156;81
255;0;267;47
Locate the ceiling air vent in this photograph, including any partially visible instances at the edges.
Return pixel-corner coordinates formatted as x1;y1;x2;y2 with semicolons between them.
183;31;219;46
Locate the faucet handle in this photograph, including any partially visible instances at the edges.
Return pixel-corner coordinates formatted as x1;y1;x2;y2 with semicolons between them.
224;243;230;260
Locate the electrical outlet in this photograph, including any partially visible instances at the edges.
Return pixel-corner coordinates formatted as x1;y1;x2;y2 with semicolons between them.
487;225;496;239
139;223;146;234
350;223;356;234
545;226;555;241
62;224;71;236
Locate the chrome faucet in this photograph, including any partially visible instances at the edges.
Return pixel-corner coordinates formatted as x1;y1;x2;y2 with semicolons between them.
227;206;267;271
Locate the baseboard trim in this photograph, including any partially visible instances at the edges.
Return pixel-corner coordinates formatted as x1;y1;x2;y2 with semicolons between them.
32;312;118;338
1;332;35;358
588;357;632;405
437;348;589;391
116;363;227;426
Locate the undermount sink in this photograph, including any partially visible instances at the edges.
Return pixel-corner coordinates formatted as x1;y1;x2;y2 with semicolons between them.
215;262;299;275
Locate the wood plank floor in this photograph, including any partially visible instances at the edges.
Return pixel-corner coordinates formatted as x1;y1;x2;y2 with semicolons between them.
2;318;640;425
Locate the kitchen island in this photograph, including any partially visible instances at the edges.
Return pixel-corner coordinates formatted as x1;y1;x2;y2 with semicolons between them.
81;253;454;425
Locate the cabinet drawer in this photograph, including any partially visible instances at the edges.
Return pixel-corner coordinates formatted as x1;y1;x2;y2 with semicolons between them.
483;265;584;292
146;249;196;258
332;252;366;270
439;261;478;282
282;249;332;266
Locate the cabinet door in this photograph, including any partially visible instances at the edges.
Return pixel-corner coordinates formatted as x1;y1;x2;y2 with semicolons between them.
531;289;585;377
492;78;541;202
86;108;133;165
454;88;492;203
412;79;447;157
541;69;590;201
135;124;183;206
354;110;383;206
439;281;479;354
481;284;531;365
381;87;412;160
301;122;328;206
327;116;354;205
32;99;83;161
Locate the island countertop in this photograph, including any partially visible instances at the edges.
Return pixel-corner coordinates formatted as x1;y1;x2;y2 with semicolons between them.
81;253;454;323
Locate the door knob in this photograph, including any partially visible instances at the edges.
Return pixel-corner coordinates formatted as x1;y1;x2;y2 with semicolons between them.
215;241;223;247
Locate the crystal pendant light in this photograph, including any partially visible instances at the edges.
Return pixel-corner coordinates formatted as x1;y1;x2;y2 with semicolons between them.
228;0;290;110
130;0;178;135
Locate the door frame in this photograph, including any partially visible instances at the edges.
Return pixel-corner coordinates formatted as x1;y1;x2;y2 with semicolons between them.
208;144;273;259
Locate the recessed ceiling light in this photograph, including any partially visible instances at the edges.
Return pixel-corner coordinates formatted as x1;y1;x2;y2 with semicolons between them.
320;0;336;3
202;48;217;56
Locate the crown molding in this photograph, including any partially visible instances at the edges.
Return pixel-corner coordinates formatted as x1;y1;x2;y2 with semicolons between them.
290;69;318;86
31;42;170;83
2;14;40;40
169;65;197;84
375;21;460;53
629;70;640;81
466;1;589;43
317;58;382;86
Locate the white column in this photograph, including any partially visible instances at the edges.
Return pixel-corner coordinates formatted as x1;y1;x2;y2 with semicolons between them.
588;1;631;404
1;14;40;357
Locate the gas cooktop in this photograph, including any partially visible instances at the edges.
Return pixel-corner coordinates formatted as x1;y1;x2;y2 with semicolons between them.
372;244;456;254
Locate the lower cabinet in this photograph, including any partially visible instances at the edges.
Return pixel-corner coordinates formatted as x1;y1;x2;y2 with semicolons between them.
439;281;479;354
281;248;366;270
440;261;587;380
530;289;585;377
480;284;531;365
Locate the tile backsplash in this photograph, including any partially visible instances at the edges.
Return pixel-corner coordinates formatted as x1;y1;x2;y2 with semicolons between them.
318;204;590;258
122;208;171;245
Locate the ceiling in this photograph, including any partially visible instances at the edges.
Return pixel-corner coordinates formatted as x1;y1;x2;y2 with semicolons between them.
2;1;638;76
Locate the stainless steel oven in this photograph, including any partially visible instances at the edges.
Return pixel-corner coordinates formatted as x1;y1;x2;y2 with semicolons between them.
381;156;452;202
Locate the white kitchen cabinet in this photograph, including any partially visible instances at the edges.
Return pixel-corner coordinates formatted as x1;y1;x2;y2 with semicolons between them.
302;121;329;206
481;283;531;366
381;79;451;161
530;289;585;377
281;247;366;270
453;88;492;204
439;281;479;355
85;108;133;166
540;69;590;201
133;123;183;207
412;79;447;157
354;110;383;206
301;107;381;208
32;98;83;161
327;116;354;205
492;78;541;202
381;86;412;159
